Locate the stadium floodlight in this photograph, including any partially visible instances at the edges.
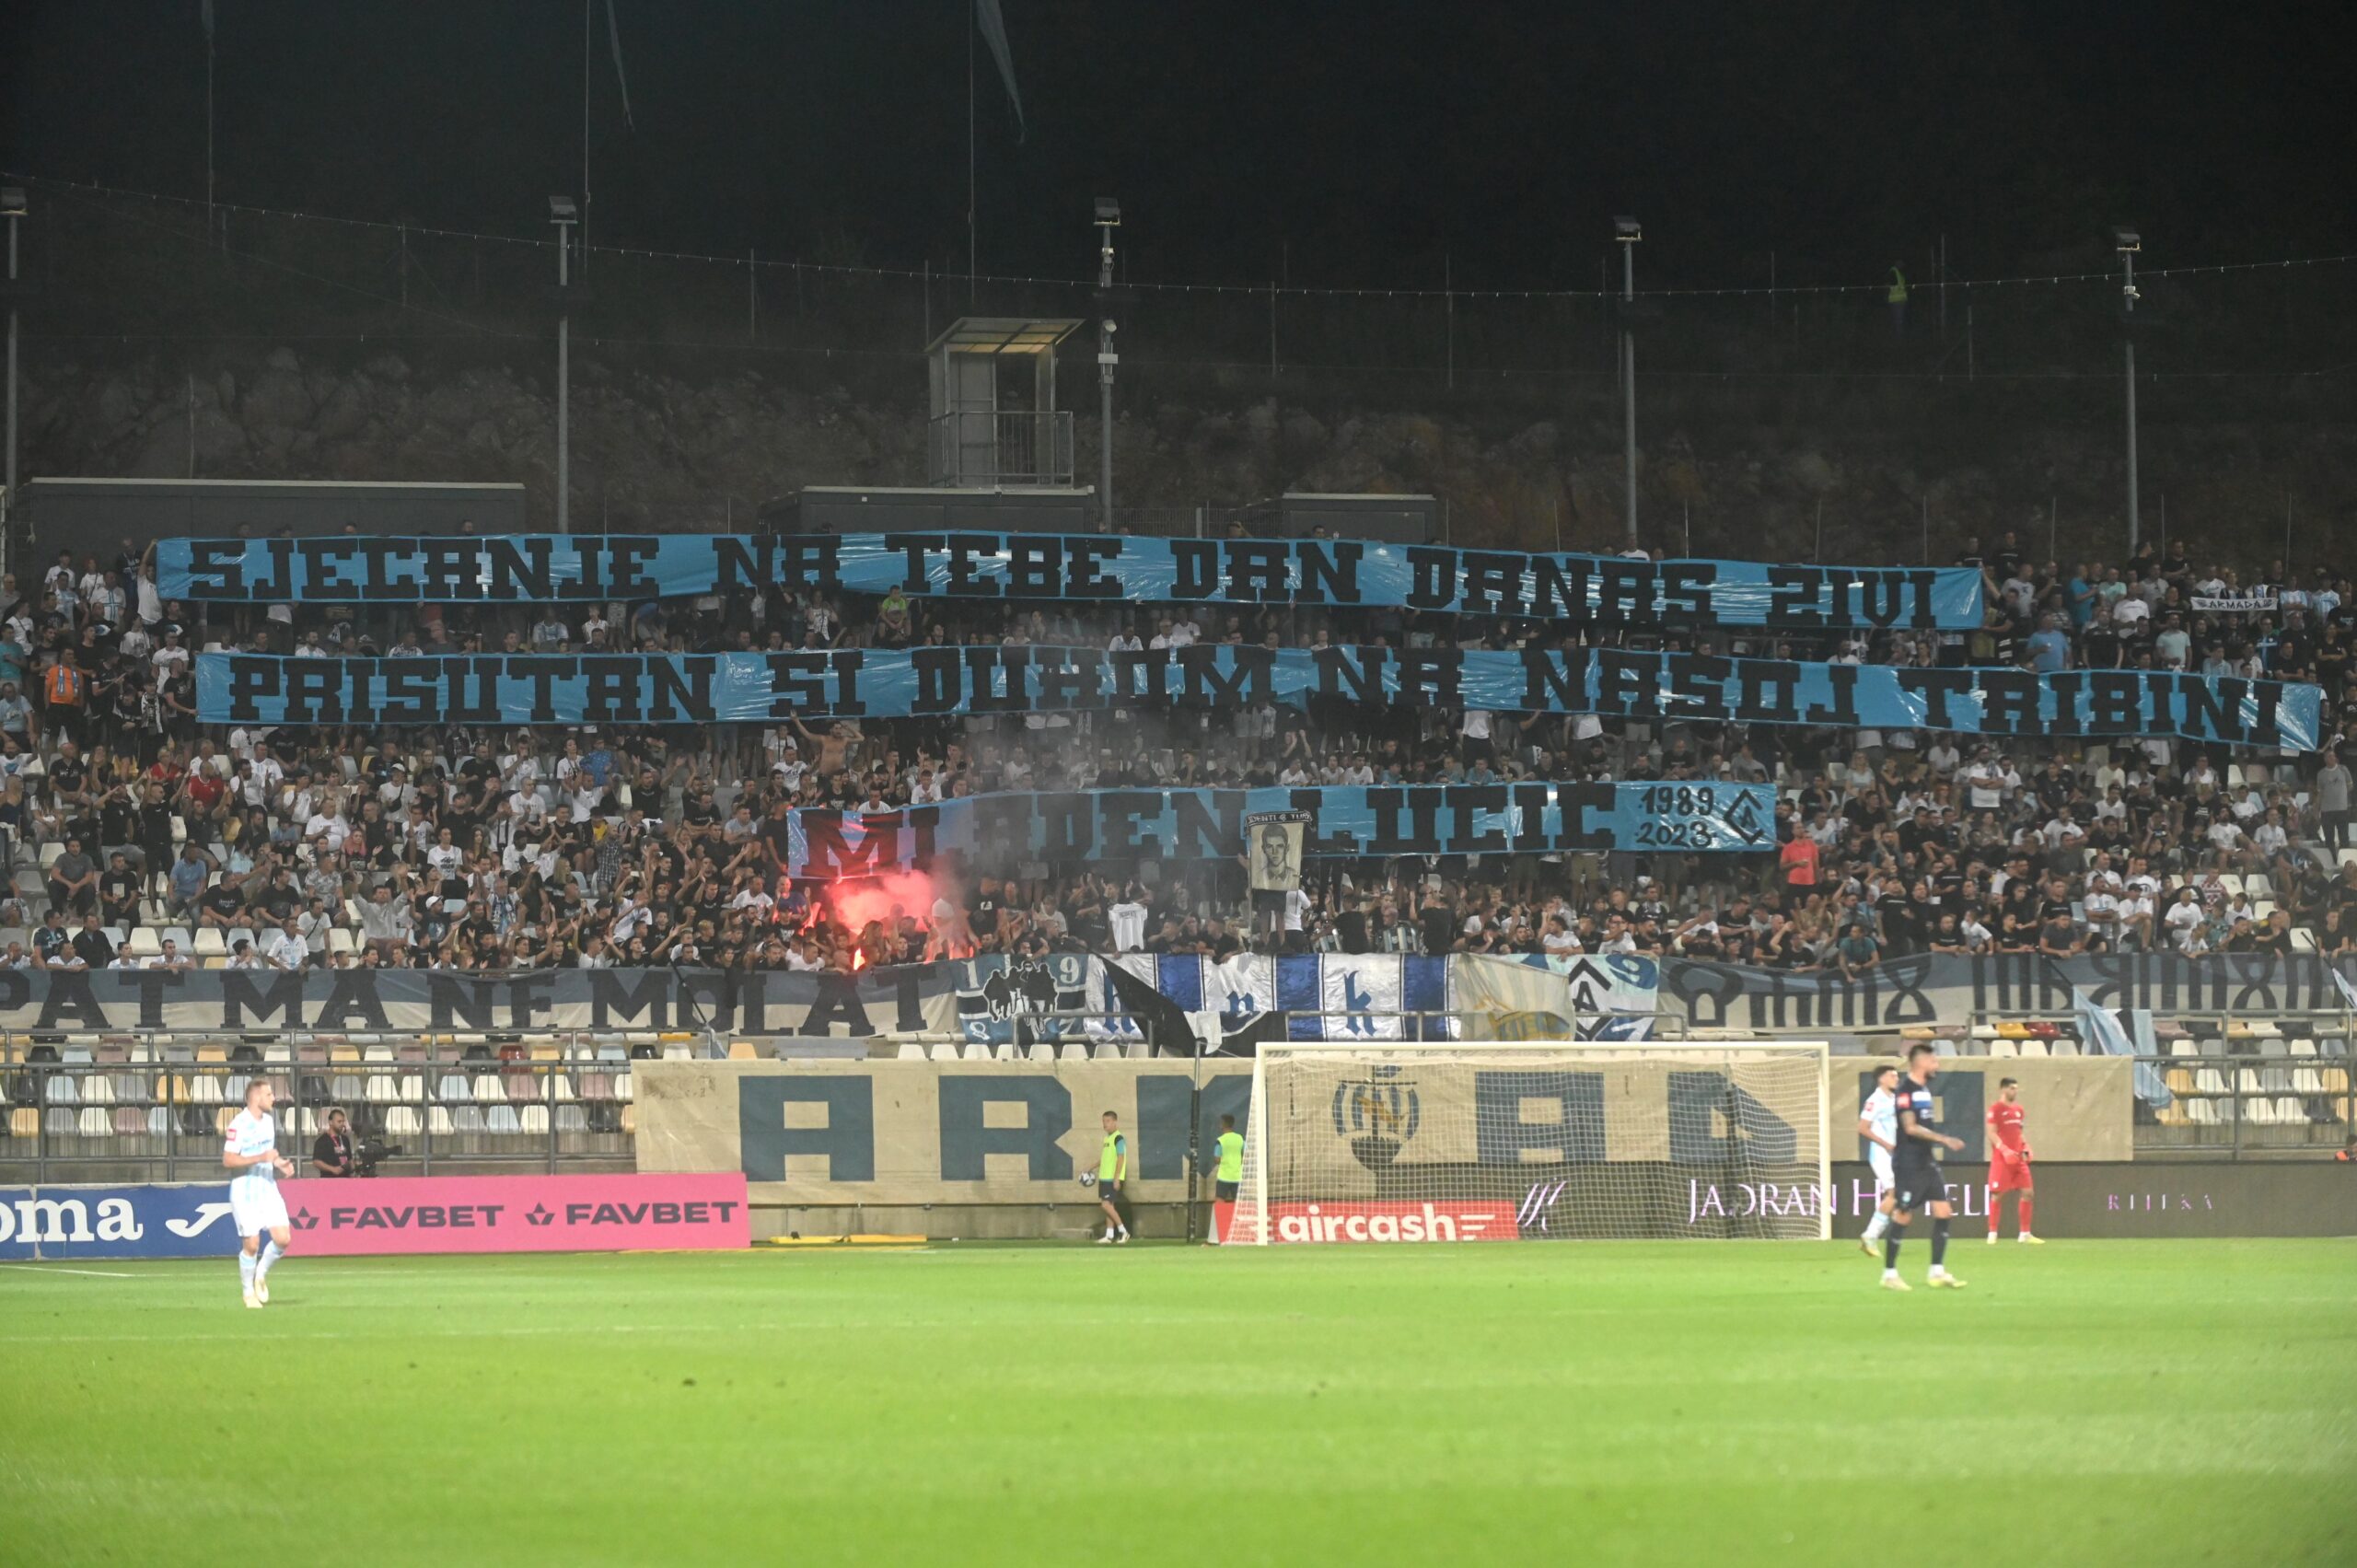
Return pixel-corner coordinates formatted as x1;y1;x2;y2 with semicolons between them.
1231;1040;1832;1245
551;196;577;534
1094;199;1120;530
4;185;22;504
1615;215;1641;547
2114;225;2142;558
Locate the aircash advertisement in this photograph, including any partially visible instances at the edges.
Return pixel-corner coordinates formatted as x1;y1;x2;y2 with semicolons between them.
0;1174;749;1260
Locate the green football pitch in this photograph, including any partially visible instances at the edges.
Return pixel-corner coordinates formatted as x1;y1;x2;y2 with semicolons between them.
4;1240;2352;1567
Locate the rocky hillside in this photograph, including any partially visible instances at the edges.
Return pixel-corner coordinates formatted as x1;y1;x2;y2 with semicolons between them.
17;344;2355;568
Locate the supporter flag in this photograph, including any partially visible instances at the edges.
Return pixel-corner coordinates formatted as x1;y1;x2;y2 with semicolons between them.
2332;967;2357;1017
1576;1015;1656;1042
975;0;1026;141
2073;986;2171;1109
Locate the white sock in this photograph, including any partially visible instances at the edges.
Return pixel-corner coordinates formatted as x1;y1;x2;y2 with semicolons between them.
1862;1213;1888;1241
1881;1267;1898;1280
238;1250;257;1291
1928;1264;1948;1277
257;1239;283;1281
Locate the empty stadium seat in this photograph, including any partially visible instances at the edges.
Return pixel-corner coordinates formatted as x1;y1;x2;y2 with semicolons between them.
519;1104;551;1135
928;1041;960;1062
896;1042;927;1060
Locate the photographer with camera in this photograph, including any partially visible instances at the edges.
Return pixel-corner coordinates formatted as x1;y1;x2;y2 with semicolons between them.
311;1107;355;1179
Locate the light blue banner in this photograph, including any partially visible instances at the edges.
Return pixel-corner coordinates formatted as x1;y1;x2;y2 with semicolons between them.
784;783;1778;877
197;646;2322;749
156;531;1986;628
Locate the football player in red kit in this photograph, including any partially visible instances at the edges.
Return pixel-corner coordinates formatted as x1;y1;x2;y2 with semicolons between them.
1986;1076;2044;1243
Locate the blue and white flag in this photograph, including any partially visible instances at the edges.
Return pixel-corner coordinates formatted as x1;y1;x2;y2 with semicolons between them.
2074;986;2171;1108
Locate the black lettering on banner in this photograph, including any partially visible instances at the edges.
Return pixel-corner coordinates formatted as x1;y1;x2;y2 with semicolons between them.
804;816;903;879
1096;791;1156;857
1174;791;1242;859
121;968;183;1028
1560;782;1616;852
2180;675;2247;746
427;972;501;1031
1802;661;1861;726
1297;541;1362;606
1662;563;1715;621
486;538;555;600
1666;655;1730;721
1897;668;1974;731
313;971;391;1032
1397;648;1462;707
605;538;656;600
1224;540;1289;602
1176;645;1272;708
1766;566;1823;627
1314;645;1385;707
1171;540;1217;600
1459;552;1525;616
33;970;106;1031
883;533;943;593
1005;536;1062;597
1404;548;1454;611
1529;557;1583;621
1980;670;2040;736
588;970;671;1030
1595;648;1658;716
2088;671;2142;733
795;973;876;1037
768;653;842;717
1064;537;1121;598
1596;560;1654;622
1736;659;1798;724
943;536;996;597
221;971;307;1029
1452;784;1510;854
772;534;842;594
189;540;245;597
1521;647;1589;713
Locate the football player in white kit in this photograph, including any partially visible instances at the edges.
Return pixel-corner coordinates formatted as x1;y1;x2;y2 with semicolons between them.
223;1079;296;1308
1855;1064;1901;1257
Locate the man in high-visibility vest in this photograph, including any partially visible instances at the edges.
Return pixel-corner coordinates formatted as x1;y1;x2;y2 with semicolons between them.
1094;1110;1132;1245
1208;1113;1245;1245
42;651;87;747
1887;261;1910;338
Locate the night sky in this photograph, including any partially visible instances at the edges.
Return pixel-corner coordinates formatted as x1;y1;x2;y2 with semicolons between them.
4;1;2350;291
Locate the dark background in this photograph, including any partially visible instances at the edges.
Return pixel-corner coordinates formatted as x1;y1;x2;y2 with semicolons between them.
5;1;2350;289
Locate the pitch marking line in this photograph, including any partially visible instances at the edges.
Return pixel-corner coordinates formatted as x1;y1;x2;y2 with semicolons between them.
0;1264;138;1278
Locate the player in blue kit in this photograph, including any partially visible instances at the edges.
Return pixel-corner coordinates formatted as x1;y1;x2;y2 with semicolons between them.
1880;1043;1967;1291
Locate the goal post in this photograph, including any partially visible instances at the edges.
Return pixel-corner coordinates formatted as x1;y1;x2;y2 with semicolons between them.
1235;1040;1832;1245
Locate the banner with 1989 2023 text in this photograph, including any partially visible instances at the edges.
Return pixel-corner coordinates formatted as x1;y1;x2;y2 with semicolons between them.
157;531;1986;627
195;646;2321;749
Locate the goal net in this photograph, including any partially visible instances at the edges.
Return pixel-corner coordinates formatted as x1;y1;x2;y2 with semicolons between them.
1232;1040;1830;1244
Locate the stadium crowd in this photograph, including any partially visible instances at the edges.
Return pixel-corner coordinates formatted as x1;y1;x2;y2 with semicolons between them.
2;525;2354;978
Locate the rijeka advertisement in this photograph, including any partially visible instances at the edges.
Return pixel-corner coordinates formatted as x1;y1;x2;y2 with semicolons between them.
277;1173;749;1257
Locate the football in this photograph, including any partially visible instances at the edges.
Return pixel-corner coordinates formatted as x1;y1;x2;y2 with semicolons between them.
1078;1171;1097;1189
